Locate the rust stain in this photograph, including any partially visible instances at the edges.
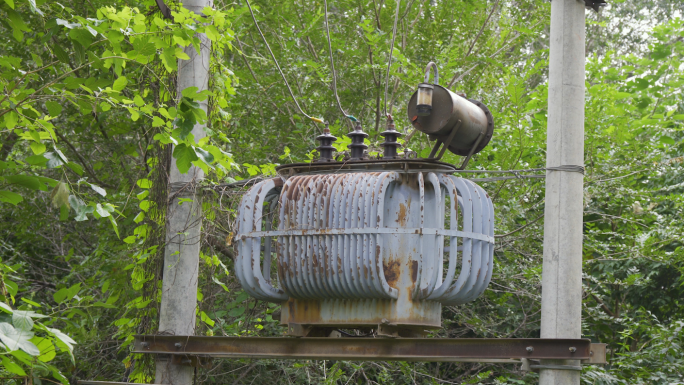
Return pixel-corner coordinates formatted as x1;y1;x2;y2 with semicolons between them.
397;203;408;226
410;260;418;283
383;259;400;287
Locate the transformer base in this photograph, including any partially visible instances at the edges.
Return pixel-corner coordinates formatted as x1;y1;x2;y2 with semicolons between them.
280;298;441;336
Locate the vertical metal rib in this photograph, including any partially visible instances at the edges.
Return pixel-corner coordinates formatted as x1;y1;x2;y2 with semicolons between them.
419;172;443;299
352;174;371;297
235;179;288;301
374;173;399;299
330;174;353;298
436;176;474;304
411;172;426;298
427;175;460;300
261;198;276;283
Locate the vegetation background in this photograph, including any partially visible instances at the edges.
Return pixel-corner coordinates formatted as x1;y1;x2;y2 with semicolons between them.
1;0;684;383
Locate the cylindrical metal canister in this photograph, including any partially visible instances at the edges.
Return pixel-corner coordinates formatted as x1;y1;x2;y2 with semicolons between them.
407;85;494;156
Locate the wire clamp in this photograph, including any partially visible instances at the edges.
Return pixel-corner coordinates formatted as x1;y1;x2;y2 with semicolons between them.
546;165;585;175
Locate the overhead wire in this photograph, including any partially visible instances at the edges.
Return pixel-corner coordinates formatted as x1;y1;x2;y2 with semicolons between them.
456;165;585;182
323;0;357;123
244;0;324;124
383;0;401;117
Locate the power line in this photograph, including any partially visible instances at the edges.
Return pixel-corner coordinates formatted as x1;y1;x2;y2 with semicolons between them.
383;0;401;117
323;0;357;123
457;165;584;182
244;0;324;124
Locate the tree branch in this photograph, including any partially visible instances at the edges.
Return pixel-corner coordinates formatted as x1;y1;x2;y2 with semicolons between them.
465;0;501;58
155;0;172;19
55;130;115;189
0;132;18;161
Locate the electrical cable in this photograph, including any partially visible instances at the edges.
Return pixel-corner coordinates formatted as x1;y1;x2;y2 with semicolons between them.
383;0;401;117
323;0;357;123
455;165;585;182
244;0;324;124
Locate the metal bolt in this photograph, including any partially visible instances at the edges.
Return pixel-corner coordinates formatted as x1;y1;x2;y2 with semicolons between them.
526;346;534;353
569;347;577;353
381;318;390;325
174;342;183;349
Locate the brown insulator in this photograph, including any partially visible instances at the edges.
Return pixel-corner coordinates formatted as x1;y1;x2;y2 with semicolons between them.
347;122;369;160
380;116;403;159
315;127;337;162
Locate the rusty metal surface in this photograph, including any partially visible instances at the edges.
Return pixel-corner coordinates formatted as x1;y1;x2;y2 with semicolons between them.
134;336;595;362
235;171;494;327
276;159;457;176
280;298;441;328
235;178;287;301
408;86;494;156
587;343;607;364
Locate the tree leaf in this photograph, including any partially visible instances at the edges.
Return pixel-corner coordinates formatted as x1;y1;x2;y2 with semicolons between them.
172;144;199;174
68;195;93;221
200;311;215;327
44;327;76;363
12;311;34;331
112;76;128;91
194;147;214;164
25;154;48;167
0;190;22;205
30;337;56;362
4;111;18;129
52;288;68;304
136;179;152;189
181;86;199;98
50;182;70;208
52;44;71;64
95;203;111;217
0;302;12;314
175;47;190;60
55;18;81;29
89;183;106;197
30;141;46;155
66;162;84;176
3;0;14;9
45;101;63;117
53;283;80;304
27;0;43;16
4;175;42;190
1;356;26;376
68;28;92;48
43;152;64;168
0;322;40;356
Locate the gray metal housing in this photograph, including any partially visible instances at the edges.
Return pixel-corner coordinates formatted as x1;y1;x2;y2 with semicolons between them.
235;171;494;330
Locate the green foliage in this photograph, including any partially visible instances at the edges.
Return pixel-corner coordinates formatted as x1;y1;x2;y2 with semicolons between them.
1;0;684;383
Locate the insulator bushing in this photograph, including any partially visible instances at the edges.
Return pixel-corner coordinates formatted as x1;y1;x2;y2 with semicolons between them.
315;127;337;162
380;118;403;159
347;122;369;160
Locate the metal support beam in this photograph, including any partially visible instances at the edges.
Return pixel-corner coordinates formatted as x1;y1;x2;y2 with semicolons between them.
134;336;604;363
541;1;586;385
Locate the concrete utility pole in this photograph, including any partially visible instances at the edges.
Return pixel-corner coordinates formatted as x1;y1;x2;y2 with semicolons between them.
155;0;212;383
540;1;585;385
